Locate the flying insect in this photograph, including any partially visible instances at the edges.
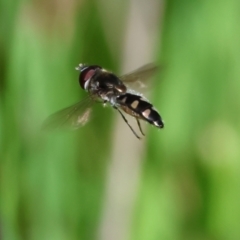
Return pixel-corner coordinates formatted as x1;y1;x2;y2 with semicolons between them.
43;63;164;139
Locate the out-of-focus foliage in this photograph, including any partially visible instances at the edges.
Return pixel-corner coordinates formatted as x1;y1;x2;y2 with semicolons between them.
1;0;240;239
133;1;240;240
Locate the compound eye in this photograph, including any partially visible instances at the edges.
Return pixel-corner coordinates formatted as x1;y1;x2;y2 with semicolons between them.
78;65;101;90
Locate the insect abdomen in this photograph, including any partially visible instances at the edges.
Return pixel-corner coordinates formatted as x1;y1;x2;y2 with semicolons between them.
117;93;164;128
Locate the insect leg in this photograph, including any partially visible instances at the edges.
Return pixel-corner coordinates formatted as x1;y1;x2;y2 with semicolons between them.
115;108;141;139
136;118;145;136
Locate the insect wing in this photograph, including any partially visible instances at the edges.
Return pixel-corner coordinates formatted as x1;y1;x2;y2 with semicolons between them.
120;63;159;88
42;96;94;131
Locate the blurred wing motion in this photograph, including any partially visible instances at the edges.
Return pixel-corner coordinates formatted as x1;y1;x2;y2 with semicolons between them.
42;96;94;131
120;63;160;88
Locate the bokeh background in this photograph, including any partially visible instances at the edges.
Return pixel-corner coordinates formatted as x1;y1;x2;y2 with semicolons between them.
1;0;240;239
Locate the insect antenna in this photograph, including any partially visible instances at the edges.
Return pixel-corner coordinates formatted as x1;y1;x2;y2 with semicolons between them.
115;108;141;139
136;118;145;136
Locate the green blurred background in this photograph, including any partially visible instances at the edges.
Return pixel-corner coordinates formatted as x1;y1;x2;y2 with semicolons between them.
1;0;240;239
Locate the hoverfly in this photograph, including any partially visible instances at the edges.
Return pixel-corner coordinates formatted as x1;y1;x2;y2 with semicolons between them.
43;63;164;139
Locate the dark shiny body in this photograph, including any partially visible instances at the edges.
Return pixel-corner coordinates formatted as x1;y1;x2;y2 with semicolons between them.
43;63;164;139
78;64;126;103
117;93;163;128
